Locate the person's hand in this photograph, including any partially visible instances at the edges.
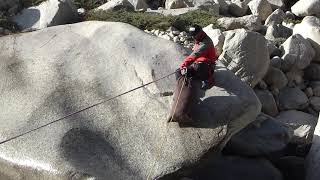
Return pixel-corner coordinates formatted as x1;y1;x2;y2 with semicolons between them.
180;67;187;75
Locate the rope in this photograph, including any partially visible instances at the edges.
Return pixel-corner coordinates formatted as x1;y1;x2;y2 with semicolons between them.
146;76;186;179
0;71;176;145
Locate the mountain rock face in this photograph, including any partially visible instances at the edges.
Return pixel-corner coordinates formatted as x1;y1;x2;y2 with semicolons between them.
0;21;261;179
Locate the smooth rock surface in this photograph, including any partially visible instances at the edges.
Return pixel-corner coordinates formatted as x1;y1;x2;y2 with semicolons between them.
217;15;262;31
265;24;292;40
293;16;320;62
203;25;225;56
305;63;320;81
0;21;261;180
225;113;291;156
306;114;320;180
291;0;320;18
281;34;315;71
96;0;134;11
279;87;309;110
276;110;317;145
310;97;320;112
267;0;284;10
190;155;283;180
264;67;288;90
248;0;273;21
255;90;279;116
229;0;251;17
11;0;79;31
220;29;270;87
265;9;286;26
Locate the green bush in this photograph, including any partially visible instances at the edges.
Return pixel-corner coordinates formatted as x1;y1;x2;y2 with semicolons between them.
74;0;109;10
0;14;19;32
22;0;46;8
85;9;221;31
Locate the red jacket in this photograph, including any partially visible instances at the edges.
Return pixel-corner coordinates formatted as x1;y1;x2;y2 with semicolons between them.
180;32;217;69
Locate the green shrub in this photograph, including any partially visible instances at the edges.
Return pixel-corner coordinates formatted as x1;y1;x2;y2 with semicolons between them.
0;14;19;32
22;0;46;8
74;0;109;10
85;9;221;31
283;18;302;24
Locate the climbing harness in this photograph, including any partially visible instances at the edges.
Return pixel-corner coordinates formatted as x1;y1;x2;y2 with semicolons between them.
0;71;176;145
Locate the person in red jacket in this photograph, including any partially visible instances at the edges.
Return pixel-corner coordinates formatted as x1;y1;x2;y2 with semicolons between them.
179;24;217;89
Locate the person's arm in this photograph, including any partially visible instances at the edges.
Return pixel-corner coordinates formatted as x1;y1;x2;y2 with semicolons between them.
180;42;207;69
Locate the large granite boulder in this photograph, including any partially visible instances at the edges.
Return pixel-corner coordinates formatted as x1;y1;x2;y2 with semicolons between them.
278;87;309;110
202;25;225;56
217;15;262;31
228;0;251;17
293;16;320;62
0;21;261;179
267;0;284;10
291;0;320;18
281;34;315;71
255;90;279;116
248;0;273;21
95;0;134;11
219;29;270;87
265;24;292;40
265;9;286;26
10;0;79;31
225;113;291;156
128;0;149;10
305;63;320;81
306;114;320;180
276;110;317;145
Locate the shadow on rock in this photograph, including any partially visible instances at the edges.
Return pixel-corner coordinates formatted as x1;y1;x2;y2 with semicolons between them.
60;128;138;180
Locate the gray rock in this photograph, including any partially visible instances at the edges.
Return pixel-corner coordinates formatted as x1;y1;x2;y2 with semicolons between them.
274;156;305;180
285;11;296;20
165;0;188;9
203;25;225;56
267;0;284;10
270;56;282;68
293;16;320;62
77;8;86;15
279;87;309;110
310;97;320;112
276;110;317;145
248;0;273;21
310;81;320;97
281;34;315;71
267;40;282;57
305;63;320;81
265;24;292;40
217;15;262;31
264;67;288;90
220;29;270;87
0;21;261;180
96;0;134;11
285;67;304;87
306;114;320;180
11;0;79;31
265;9;286;26
214;0;229;14
192;155;283;180
255;90;279;116
226;113;291;156
291;0;320;18
258;80;268;90
305;87;314;98
228;0;251;17
128;0;148;10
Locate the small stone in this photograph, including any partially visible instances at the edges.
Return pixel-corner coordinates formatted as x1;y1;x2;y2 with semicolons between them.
270;56;282;69
154;29;160;36
310;97;320;112
172;30;180;36
77;8;86;15
180;31;187;36
151;29;155;33
173;36;179;43
285;11;295;20
258;80;268;90
4;29;11;35
305;87;314;98
180;37;186;42
184;41;189;45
